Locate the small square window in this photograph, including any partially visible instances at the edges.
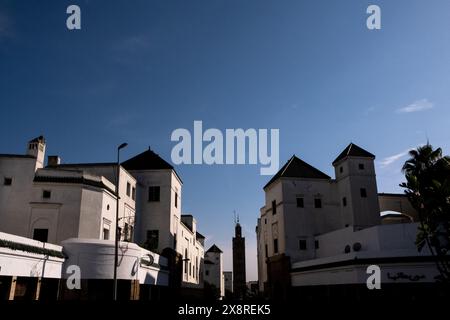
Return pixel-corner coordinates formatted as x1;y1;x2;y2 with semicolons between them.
3;177;12;186
359;163;365;170
42;190;51;199
314;198;322;208
296;197;304;208
148;186;160;202
360;188;367;198
299;240;307;250
33;229;48;242
342;197;347;207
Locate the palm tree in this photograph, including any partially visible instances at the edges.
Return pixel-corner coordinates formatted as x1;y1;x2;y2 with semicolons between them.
400;143;450;281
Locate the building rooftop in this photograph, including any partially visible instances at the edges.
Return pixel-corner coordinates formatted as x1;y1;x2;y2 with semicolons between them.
196;231;205;239
332;143;375;165
50;162;116;168
0;154;36;159
122;149;174;171
378;192;408;198
206;244;223;253
264;155;331;189
121;148;183;183
34;168;116;194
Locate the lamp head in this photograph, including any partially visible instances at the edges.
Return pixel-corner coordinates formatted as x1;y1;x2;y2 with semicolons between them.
118;143;128;150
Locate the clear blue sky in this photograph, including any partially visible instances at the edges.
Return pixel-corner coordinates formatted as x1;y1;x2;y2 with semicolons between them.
1;0;450;280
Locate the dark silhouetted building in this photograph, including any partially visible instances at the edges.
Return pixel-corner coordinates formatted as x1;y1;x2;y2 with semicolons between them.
232;220;246;299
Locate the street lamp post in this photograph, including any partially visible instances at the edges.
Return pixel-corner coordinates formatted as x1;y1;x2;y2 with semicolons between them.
113;142;128;301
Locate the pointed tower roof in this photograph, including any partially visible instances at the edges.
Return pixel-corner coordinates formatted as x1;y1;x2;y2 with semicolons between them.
122;149;174;170
264;155;330;190
206;244;223;253
332;143;375;166
122;148;182;182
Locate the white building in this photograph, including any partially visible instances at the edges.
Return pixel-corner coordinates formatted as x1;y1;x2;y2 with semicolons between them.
223;271;233;296
122;148;205;288
0;136;135;243
178;215;205;287
0;231;169;300
47;162;137;242
61;238;169;286
0;136;205;290
204;244;225;298
256;143;441;298
290;223;439;288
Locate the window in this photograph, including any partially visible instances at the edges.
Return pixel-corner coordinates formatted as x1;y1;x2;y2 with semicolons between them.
272;200;277;215
174;233;177;249
148;186;160;202
265;244;268;258
184;249;188;274
175;192;178;208
33;229;48;242
264;218;267;224
315;240;319;249
358;163;365;170
342;197;347;207
340;166;343;173
273;239;278;254
103;228;110;240
296;197;304;208
126;182;131;197
107;204;110;211
146;230;159;250
42;190;51;199
132;187;136;200
3;177;12;186
314;198;322;208
360;188;367;198
299;239;307;250
205;270;209;276
196;258;199;280
124;223;133;242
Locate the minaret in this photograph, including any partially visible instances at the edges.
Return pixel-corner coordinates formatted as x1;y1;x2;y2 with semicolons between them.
232;214;246;299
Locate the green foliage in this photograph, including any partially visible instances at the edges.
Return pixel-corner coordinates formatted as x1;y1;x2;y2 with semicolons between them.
400;143;450;281
0;238;64;258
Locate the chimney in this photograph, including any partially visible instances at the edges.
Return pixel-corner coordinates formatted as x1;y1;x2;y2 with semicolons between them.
48;155;61;167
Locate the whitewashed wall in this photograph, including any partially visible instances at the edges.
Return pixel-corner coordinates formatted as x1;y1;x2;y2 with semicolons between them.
61;238;168;286
0;232;64;278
